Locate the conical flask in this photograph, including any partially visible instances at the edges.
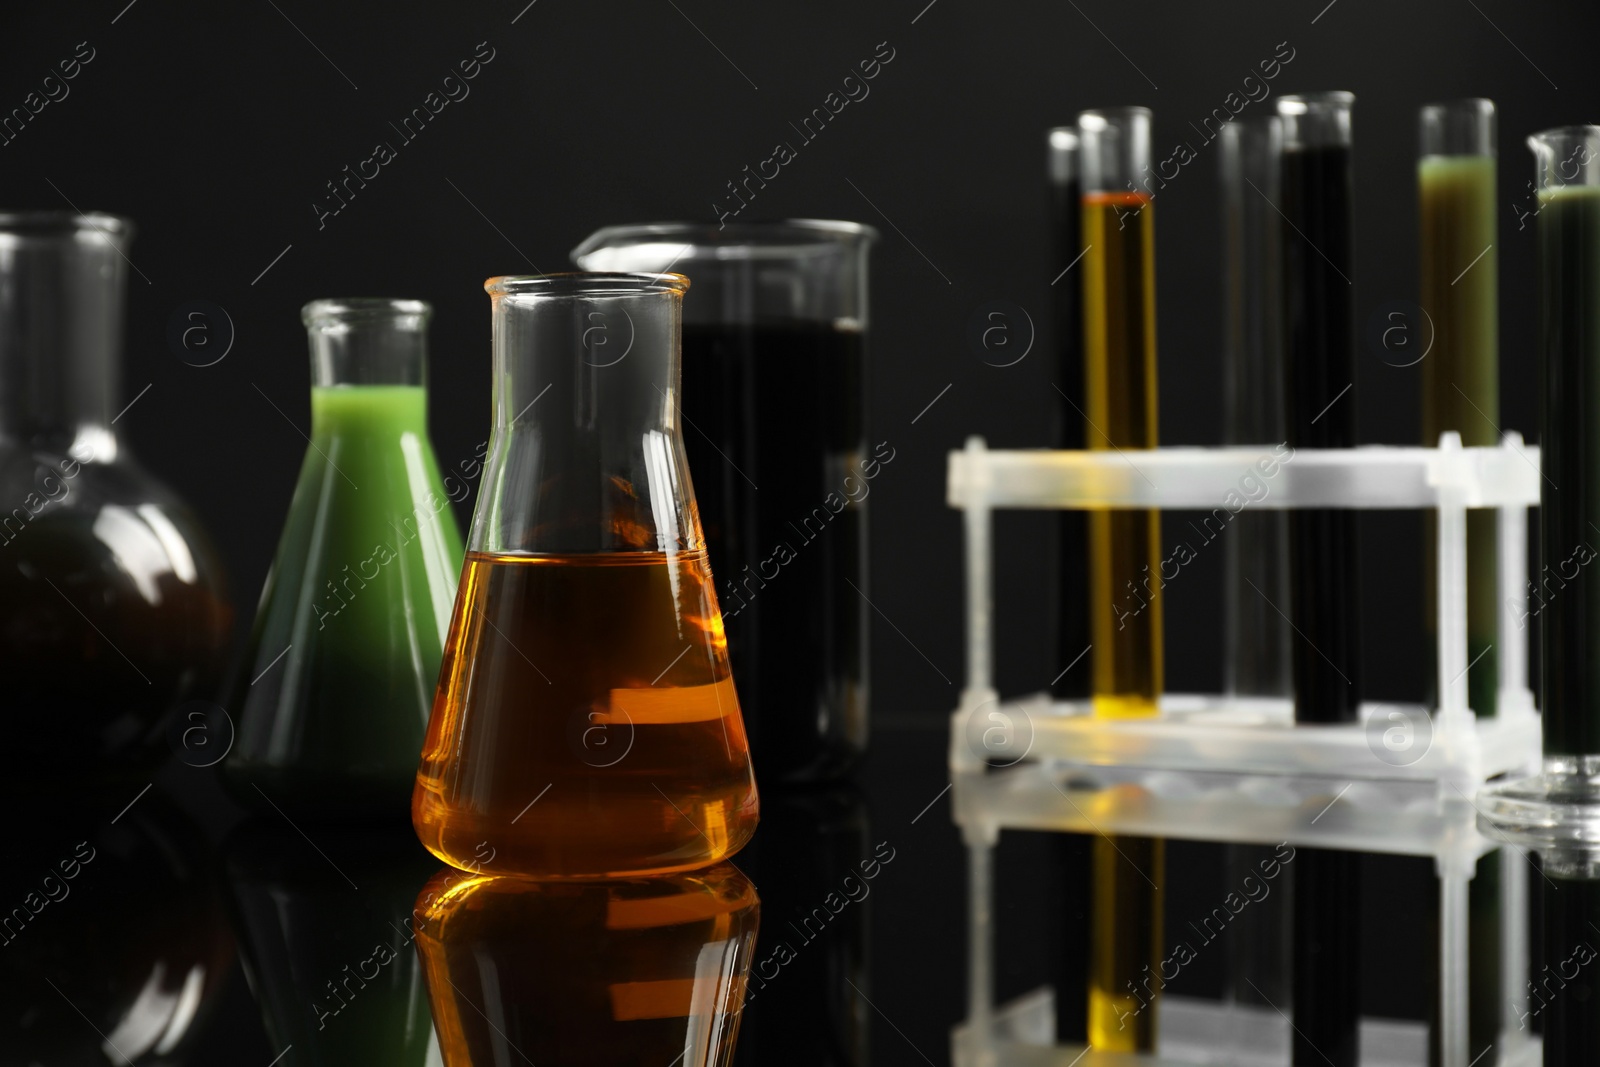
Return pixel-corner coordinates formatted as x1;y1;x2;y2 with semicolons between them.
413;273;759;878
224;299;464;820
414;862;758;1066
0;212;232;776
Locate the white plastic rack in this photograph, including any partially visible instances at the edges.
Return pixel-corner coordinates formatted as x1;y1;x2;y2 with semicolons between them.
947;434;1543;1067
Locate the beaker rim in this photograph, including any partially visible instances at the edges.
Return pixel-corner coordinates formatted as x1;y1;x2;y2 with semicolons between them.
571;219;878;266
0;210;132;237
302;298;432;326
1528;124;1600;147
486;272;690;298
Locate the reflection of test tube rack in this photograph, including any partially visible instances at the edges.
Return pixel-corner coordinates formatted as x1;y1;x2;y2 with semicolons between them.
947;433;1543;1066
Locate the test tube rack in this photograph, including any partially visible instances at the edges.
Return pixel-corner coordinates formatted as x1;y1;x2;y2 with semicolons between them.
946;433;1543;1067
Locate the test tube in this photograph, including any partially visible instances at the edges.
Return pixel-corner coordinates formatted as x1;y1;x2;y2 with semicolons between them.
1078;105;1165;1054
1278;90;1361;1067
1220;114;1292;698
1050;125;1091;704
1419;98;1502;1066
1421;99;1500;716
1531;123;1600;1061
1218;113;1292;1058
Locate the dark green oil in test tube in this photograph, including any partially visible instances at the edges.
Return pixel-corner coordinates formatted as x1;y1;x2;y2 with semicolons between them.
1532;124;1600;1062
1421;99;1501;718
1419;99;1502;1067
1279;91;1361;1067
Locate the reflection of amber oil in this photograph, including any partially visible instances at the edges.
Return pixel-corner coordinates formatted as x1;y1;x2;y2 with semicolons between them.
415;863;759;1066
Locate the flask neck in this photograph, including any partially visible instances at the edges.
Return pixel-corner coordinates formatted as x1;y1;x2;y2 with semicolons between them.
476;275;695;556
0;214;129;450
303;299;430;388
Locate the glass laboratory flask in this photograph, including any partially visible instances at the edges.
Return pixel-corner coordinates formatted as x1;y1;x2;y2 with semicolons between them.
223;299;464;822
0;212;232;777
413;273;759;878
414;862;758;1067
572;222;877;783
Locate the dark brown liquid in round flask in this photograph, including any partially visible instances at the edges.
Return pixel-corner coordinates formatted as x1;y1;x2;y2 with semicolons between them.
0;213;231;775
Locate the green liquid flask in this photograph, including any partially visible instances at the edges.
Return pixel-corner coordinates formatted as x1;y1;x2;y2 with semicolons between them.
223;299;464;822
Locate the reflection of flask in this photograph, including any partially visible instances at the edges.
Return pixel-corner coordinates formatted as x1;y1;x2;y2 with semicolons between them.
0;212;232;775
733;786;870;1066
223;819;439;1065
415;862;758;1066
413;274;758;878
224;300;463;820
0;789;234;1063
572;223;877;783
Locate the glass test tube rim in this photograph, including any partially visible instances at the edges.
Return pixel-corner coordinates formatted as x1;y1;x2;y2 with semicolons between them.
1419;97;1496;158
1076;106;1153;194
570;219;879;267
1048;125;1079;184
1277;90;1355;149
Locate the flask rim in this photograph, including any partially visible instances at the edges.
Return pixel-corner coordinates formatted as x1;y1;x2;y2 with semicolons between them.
302;297;432;328
486;271;690;298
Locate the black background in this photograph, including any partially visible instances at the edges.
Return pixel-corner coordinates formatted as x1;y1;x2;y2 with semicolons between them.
3;0;1594;1062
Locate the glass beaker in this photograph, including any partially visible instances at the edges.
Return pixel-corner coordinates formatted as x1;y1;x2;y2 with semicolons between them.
223;299;464;822
412;273;759;878
571;222;876;783
1531;124;1600;760
414;862;758;1066
0;212;232;776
